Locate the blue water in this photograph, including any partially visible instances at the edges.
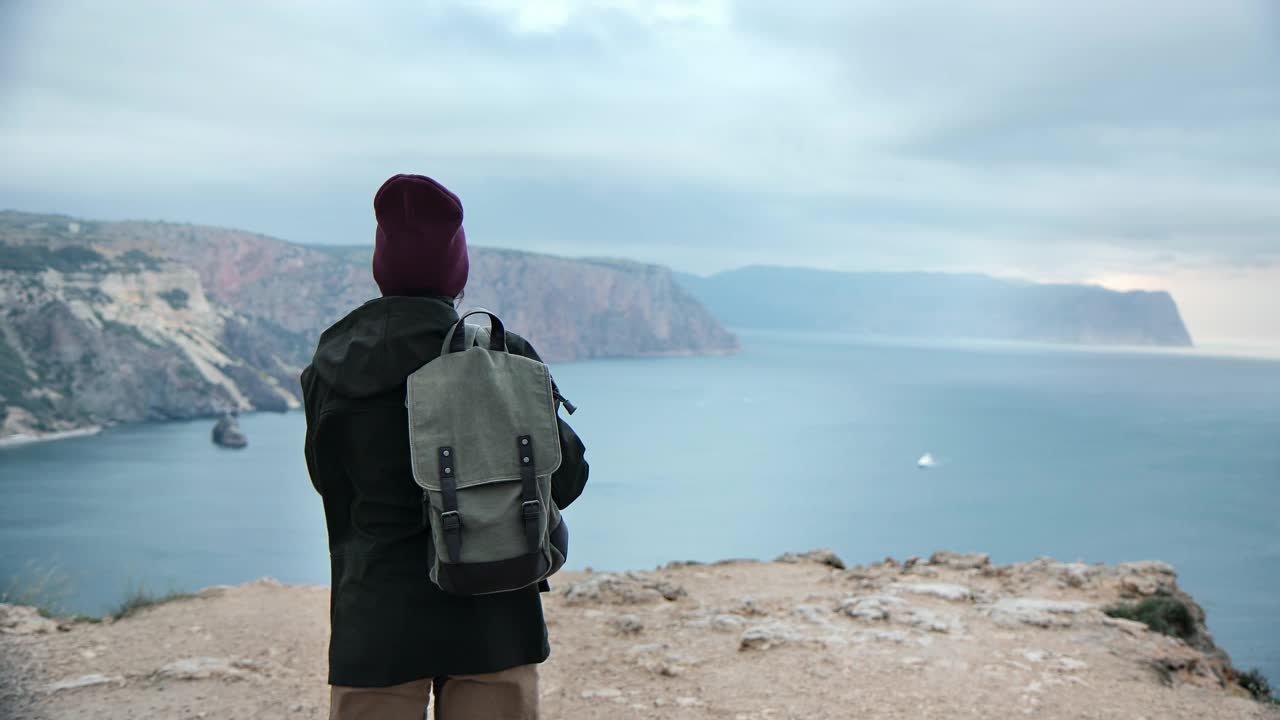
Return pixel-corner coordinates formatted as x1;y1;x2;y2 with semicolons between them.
2;331;1278;682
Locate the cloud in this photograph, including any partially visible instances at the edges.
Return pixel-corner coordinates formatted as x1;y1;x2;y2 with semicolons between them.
1;0;1278;341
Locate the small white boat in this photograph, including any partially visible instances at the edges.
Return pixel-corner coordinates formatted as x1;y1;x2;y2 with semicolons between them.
917;452;936;469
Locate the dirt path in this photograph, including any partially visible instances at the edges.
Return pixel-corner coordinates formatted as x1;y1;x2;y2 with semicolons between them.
3;551;1276;719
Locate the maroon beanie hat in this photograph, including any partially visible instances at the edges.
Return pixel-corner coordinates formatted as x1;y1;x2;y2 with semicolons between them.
371;174;469;298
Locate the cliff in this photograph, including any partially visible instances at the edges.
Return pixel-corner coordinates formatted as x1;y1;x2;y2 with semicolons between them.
2;552;1274;719
0;211;738;439
679;266;1194;347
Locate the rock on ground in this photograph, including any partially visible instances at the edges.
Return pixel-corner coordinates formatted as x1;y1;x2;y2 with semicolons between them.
1;555;1276;720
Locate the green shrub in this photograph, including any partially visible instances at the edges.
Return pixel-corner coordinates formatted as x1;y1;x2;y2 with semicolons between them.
1238;668;1275;702
111;583;196;620
1103;596;1196;641
0;244;105;273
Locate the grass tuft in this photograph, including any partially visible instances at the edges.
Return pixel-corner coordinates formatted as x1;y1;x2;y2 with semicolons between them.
1;561;72;617
110;583;197;620
1103;596;1196;641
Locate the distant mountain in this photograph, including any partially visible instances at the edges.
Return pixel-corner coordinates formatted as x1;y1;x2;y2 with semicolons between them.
0;211;737;439
677;266;1193;347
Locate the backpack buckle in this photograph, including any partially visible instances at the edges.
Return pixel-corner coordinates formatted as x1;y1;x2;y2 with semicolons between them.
440;510;461;531
521;500;541;520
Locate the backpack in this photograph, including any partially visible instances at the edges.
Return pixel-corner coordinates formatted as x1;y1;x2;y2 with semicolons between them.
406;310;569;595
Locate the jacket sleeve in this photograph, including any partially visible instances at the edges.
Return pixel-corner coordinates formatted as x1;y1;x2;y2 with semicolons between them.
506;332;590;510
301;365;329;496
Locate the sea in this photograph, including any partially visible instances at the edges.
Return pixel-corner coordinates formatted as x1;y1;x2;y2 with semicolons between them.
2;331;1278;682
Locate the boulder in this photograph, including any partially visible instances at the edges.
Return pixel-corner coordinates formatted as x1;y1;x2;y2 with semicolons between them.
608;614;644;635
978;598;1093;628
837;595;906;622
0;604;59;635
928;551;991;570
775;548;846;569
889;582;973;602
739;623;799;651
561;573;686;606
1049;562;1097;588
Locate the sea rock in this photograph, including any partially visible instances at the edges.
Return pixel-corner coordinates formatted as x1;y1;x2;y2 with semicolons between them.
211;415;247;449
0;604;59;635
978;598;1093;628
928;551;991;570
775;548;846;570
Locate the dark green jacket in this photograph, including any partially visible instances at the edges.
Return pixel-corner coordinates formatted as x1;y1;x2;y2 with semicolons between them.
300;296;589;687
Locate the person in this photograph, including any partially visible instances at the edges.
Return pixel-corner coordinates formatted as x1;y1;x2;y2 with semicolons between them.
301;173;589;720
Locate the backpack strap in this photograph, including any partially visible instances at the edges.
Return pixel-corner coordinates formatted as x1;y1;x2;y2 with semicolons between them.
438;446;462;563
443;309;507;355
517;435;541;552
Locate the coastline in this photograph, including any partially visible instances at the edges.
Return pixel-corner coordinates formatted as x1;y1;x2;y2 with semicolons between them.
0;426;103;450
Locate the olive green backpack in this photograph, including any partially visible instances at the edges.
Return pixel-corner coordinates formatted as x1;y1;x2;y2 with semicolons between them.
406;310;568;595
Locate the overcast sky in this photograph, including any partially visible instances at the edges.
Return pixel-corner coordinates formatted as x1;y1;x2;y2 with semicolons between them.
2;1;1278;345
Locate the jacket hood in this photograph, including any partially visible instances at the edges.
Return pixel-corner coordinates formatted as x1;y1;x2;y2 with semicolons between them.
309;296;459;398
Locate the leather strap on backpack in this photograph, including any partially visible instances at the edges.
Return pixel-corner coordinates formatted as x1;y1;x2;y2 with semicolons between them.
438;446;462;563
517;435;541;552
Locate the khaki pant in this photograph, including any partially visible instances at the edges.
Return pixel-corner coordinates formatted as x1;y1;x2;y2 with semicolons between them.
330;664;538;720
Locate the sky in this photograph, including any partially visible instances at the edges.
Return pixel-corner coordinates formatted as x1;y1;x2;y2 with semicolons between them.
2;0;1278;346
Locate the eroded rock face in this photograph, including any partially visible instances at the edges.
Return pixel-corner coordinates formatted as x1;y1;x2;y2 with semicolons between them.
0;211;739;440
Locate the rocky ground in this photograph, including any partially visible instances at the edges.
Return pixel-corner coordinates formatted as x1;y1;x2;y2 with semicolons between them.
2;551;1276;719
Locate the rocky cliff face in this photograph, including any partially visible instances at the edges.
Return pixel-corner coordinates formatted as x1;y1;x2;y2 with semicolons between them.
680;266;1194;347
0;211;738;438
